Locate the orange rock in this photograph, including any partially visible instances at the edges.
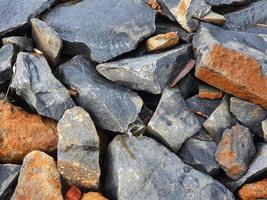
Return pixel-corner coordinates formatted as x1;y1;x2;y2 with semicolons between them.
81;192;108;200
147;0;162;14
198;84;223;100
66;185;81;200
239;179;267;200
0;102;58;163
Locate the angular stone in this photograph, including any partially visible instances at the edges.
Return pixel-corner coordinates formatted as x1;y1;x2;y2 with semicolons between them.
104;135;235;200
0;0;55;35
11;151;63;200
262;119;267;142
43;0;156;63
216;124;256;180
194;23;267;109
202;11;225;25
178;138;220;176
81;192;108;200
0;102;58;163
147;0;162;14
10;52;75;120
147;87;201;152
2;36;33;52
65;185;81;200
97;45;192;94
205;0;249;6
198;84;223;100
177;74;199;99
31;18;63;67
57;55;143;133
57;107;100;189
238;179;267;200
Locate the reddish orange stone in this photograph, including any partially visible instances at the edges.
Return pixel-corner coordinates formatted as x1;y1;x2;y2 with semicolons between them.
66;185;82;200
239;179;267;200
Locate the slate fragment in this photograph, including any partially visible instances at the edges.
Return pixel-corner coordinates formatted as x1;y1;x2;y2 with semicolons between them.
2;36;33;52
205;0;249;6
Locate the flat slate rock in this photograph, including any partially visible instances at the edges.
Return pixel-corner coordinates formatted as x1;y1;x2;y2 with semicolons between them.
205;0;249;6
97;45;192;94
43;0;156;63
10;52;75;120
0;0;55;35
104;135;235;200
2;36;33;52
56;55;143;133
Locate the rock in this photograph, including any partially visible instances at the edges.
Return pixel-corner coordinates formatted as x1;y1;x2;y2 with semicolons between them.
81;192;108;200
104;135;235;200
178;138;220;176
238;179;267;200
202;11;225;25
96;44;192;94
10;52;75;120
205;0;249;6
65;185;81;200
2;36;33;51
0;164;21;200
262;119;267;142
147;0;162;14
193;23;267;109
43;0;156;63
11;151;63;200
177;74;199;99
193;128;213;141
216;124;256;180
198;84;223;100
0;0;55;35
57;107;100;189
31;18;63;67
0;102;58;163
230;97;267;137
147;87;201;152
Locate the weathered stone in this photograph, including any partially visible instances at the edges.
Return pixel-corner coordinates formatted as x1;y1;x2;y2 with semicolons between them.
97;45;192;94
0;0;55;35
65;185;81;200
147;0;162;14
216;124;256;180
43;0;156;63
104;135;235;200
193;23;267;109
198;84;223;100
0;102;58;163
205;0;249;6
202;11;225;25
238;179;267;200
10;52;75;120
2;36;33;51
262;119;267;142
57;55;143;133
147;87;201;152
0;164;21;200
178;138;220;176
57;107;100;189
193;128;213;141
176;74;199;99
81;192;108;200
11;151;63;200
230;97;267;137
31;18;63;67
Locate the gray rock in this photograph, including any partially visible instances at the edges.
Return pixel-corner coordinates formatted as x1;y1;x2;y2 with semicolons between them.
230;97;267;137
57;106;100;190
262;119;267;142
43;0;156;63
10;52;75;120
104;135;235;200
0;164;21;200
0;0;55;35
96;45;192;94
56;55;143;133
2;36;33;52
193;128;213;141
147;87;201;152
31;18;62;67
177;74;199;99
205;0;249;6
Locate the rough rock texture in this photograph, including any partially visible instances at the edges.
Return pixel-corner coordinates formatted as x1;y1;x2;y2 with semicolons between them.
205;0;249;6
2;36;33;52
0;164;21;200
104;135;235;200
57;107;100;189
178;138;220;176
97;45;192;94
177;74;199;99
0;44;16;84
31;18;63;67
43;0;156;63
147;0;162;14
216;124;256;180
147;87;201;152
198;84;223;100
81;192;108;200
11;151;63;200
10;52;75;120
0;102;58;163
0;0;55;35
65;185;81;200
238;179;267;200
193;23;267;109
262;119;267;142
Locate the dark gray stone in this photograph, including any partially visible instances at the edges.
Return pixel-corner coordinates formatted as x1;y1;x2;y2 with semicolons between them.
10;52;75;120
56;55;143;133
43;0;156;63
2;36;33;52
0;0;55;35
147;87;201;152
177;74;199;99
96;45;192;94
104;135;235;200
205;0;249;6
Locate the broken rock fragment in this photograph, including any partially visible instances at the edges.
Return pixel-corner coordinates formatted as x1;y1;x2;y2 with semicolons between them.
2;36;33;52
81;192;108;200
198;84;223;100
205;0;249;6
238;179;267;200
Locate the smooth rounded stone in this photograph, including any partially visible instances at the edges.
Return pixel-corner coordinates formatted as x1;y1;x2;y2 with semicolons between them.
147;87;201;152
57;107;100;189
2;36;33;51
81;192;108;200
0;164;21;200
65;185;81;200
31;18;63;67
97;45;192;94
104;135;235;200
56;55;143;133
205;0;249;6
10;52;75;120
198;84;223;100
43;0;156;63
238;179;267;200
0;0;55;35
11;151;63;200
230;97;267;137
262;119;267;142
178;138;220;176
0;102;58;163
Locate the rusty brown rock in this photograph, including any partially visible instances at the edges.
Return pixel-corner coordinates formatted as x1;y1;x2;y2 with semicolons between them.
81;192;108;200
238;179;267;200
0;102;58;163
198;84;224;100
147;0;162;14
66;185;81;200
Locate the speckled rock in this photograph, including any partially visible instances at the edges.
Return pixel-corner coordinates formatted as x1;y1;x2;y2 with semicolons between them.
238;179;267;200
205;0;249;6
2;36;33;51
